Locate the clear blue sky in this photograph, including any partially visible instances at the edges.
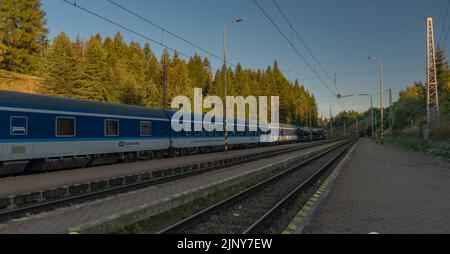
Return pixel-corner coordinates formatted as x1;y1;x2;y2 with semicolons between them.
41;0;450;117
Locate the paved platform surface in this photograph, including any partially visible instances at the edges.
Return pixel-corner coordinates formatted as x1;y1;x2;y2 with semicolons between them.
303;138;450;234
0;141;327;197
0;142;336;234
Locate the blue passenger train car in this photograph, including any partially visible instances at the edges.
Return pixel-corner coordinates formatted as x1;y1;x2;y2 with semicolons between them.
0;91;324;176
0;91;171;175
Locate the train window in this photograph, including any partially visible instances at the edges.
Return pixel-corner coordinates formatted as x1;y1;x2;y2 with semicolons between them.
140;121;152;136
105;119;119;137
56;117;75;137
10;116;28;136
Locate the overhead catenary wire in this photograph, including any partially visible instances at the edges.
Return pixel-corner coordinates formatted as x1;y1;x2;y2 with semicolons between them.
271;0;345;108
60;0;220;71
439;0;450;47
251;0;346;110
443;1;450;49
300;67;424;80
105;0;236;68
444;22;450;49
271;0;337;91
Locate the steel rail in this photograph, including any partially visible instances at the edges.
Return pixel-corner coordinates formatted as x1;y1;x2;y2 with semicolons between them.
243;139;357;234
156;139;354;234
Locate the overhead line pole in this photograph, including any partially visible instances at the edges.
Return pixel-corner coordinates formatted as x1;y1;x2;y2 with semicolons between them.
223;18;243;152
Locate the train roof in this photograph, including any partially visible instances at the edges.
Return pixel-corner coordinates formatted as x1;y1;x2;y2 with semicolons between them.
0;90;168;120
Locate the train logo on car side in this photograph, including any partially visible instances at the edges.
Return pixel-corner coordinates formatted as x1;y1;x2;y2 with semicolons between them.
119;141;140;148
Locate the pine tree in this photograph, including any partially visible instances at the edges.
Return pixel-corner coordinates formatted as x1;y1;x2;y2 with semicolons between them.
234;63;251;97
203;58;213;94
76;36;113;102
40;32;80;97
120;42;147;106
73;34;86;60
0;0;48;73
143;42;161;108
188;54;212;95
167;51;192;101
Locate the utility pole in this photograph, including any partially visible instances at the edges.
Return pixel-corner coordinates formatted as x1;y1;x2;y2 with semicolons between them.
223;18;243;151
426;17;440;131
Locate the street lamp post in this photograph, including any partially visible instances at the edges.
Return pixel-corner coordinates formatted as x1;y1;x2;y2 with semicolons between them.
369;56;384;144
223;18;242;152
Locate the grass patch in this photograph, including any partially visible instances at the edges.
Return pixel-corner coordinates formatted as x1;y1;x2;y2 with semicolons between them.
385;135;450;160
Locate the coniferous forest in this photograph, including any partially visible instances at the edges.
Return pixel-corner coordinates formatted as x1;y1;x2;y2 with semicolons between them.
0;0;319;126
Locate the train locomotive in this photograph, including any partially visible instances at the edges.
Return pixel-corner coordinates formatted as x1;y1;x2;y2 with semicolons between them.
0;91;323;176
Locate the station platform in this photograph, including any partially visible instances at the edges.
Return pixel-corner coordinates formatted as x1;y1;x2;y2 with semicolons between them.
0;141;326;198
0;142;335;234
292;138;450;234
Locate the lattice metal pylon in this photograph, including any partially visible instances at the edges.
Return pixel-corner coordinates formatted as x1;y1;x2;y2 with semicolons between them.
426;17;440;127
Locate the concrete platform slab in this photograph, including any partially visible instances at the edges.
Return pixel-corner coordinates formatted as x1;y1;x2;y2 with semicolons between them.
299;138;450;234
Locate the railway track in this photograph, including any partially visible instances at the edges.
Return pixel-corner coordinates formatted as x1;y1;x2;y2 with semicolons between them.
156;139;357;234
0;140;341;223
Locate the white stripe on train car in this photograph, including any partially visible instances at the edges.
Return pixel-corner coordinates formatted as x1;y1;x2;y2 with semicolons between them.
0;139;170;161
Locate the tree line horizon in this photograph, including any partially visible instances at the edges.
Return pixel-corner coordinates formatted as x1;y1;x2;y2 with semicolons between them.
0;0;321;127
